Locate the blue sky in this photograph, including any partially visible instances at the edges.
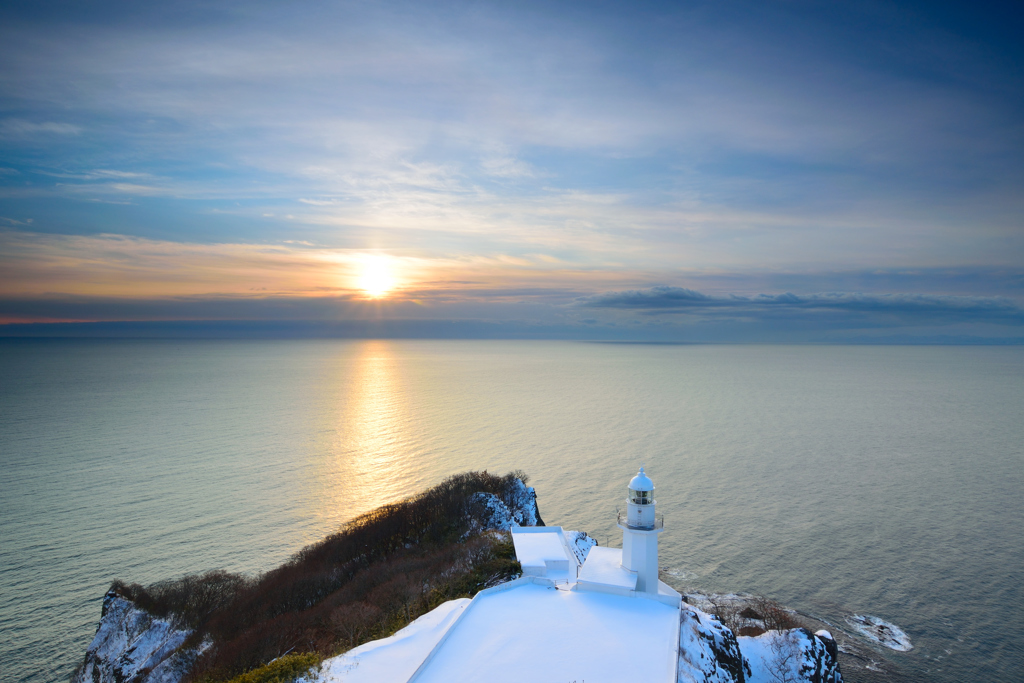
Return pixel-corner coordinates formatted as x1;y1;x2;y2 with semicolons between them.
1;0;1022;341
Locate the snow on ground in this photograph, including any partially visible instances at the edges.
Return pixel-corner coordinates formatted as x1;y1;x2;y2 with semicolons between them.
313;599;471;683
411;582;679;683
740;631;795;683
739;629;843;683
505;480;540;526
468;481;541;531
845;614;913;651
469;492;518;530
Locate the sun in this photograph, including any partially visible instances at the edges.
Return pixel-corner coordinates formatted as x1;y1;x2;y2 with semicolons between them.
356;255;397;298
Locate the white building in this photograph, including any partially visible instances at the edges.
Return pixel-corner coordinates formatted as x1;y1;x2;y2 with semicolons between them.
317;467;683;683
576;465;676;603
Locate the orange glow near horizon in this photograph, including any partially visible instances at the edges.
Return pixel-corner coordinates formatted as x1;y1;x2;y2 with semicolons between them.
0;229;651;317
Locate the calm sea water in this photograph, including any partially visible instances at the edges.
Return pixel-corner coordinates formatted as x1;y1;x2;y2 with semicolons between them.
1;340;1022;683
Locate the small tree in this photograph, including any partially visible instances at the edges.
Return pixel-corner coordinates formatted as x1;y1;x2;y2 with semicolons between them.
766;631;798;683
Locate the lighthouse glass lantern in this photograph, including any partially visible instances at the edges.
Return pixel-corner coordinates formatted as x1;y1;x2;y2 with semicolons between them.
626;466;656;529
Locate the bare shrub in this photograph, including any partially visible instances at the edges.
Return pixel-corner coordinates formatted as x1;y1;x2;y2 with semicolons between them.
110;570;250;630
706;595;741;631
750;596;805;631
175;471;523;681
330;602;383;649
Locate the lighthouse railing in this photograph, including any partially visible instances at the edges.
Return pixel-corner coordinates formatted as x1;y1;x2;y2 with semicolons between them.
616;511;664;530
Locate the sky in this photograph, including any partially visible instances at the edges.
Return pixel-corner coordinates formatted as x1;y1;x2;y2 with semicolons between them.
1;0;1022;341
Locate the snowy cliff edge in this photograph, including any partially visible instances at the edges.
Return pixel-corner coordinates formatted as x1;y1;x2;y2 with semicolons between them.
71;589;209;683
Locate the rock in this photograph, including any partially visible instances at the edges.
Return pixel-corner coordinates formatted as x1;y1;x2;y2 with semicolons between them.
796;628;843;683
503;478;542;527
815;630;838;664
678;605;748;683
468;492;517;530
467;478;543;530
562;530;598;564
72;590;208;683
843;614;912;651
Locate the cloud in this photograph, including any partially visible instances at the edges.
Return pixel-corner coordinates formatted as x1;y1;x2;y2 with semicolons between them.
40;169;153;180
0;228;605;306
481;157;537;179
577;286;1024;323
1;227;1021;340
0;1;1022;341
0;119;81;137
1;216;33;226
0;0;1020;280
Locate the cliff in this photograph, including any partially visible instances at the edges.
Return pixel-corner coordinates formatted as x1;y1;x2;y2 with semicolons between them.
72;473;842;683
73;591;209;683
677;603;841;683
73;471;542;683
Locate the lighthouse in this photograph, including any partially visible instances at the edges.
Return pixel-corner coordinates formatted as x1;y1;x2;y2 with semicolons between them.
617;466;664;594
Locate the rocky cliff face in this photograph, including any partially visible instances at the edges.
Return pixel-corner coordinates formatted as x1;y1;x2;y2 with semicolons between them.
677;603;843;683
72;590;208;683
468;478;543;530
678;604;748;683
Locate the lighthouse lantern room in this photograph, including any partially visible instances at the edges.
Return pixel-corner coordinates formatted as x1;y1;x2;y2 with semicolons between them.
627;466;656;528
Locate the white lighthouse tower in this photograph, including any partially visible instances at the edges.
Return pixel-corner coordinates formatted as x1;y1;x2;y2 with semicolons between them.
617;466;664;594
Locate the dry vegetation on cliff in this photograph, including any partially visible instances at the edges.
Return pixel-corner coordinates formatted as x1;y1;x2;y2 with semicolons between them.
109;471;530;682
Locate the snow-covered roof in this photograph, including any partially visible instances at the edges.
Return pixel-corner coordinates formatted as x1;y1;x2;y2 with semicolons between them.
510;527;576;581
316;526;683;683
629;466;654;492
576;546;637;591
408;581;680;683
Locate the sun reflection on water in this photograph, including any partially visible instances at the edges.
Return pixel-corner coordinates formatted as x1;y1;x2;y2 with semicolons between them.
309;341;421;534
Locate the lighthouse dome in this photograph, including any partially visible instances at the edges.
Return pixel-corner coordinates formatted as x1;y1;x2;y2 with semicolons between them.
629;466;654;492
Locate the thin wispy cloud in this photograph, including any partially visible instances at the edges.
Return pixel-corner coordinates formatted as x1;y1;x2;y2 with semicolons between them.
0;119;81;137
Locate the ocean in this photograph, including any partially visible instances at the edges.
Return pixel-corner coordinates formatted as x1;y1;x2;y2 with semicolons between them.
1;339;1021;682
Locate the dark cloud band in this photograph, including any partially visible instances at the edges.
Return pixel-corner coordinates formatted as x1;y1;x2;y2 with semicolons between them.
577;286;1024;322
